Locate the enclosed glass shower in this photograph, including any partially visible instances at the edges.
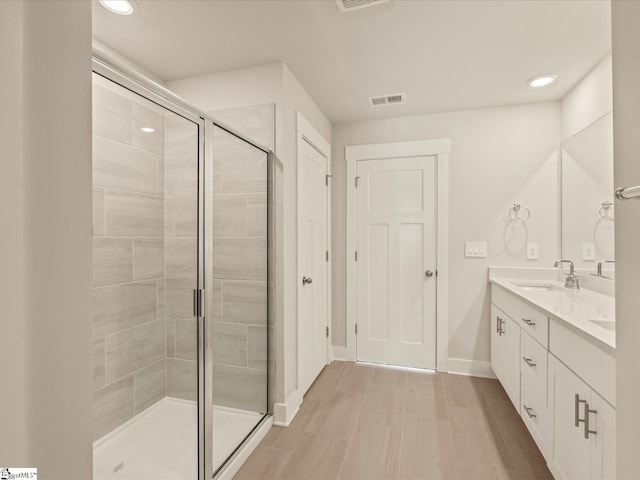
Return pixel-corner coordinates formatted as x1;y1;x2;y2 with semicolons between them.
90;59;272;479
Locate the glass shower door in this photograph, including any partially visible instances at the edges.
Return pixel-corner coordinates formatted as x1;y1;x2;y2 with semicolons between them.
210;124;270;474
92;61;273;480
91;70;203;480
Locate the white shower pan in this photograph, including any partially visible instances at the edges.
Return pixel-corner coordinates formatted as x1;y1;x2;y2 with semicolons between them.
93;397;263;479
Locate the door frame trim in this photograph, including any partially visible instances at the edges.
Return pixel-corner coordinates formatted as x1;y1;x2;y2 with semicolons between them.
344;139;450;372
296;112;332;396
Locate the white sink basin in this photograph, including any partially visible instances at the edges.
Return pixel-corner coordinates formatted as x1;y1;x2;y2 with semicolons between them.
515;283;555;292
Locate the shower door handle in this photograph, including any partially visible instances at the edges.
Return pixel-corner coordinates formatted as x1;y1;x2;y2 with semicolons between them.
302;276;313;285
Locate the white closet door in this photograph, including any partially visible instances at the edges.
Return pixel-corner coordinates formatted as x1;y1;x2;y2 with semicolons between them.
298;139;328;395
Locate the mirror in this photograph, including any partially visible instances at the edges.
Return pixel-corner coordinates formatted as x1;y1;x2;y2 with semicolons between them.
561;112;614;276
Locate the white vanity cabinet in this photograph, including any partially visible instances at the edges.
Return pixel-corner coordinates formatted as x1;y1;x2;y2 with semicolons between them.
491;286;551;459
549;356;616;480
490;304;521;410
490;281;615;479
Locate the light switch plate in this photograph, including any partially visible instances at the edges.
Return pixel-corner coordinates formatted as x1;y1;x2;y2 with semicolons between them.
582;243;595;261
465;241;487;258
527;243;539;260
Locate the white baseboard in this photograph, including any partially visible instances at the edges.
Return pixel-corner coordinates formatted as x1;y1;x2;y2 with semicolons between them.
447;358;496;379
331;345;351;361
273;389;303;427
215;415;273;480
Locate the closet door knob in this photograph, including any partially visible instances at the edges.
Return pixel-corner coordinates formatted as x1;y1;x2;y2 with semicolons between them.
425;270;434;278
302;276;313;285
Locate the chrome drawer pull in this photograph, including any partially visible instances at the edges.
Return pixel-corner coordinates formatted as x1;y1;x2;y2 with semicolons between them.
524;405;537;419
496;316;505;336
523;318;536;327
523;357;536;368
575;394;587;427
584;403;598;439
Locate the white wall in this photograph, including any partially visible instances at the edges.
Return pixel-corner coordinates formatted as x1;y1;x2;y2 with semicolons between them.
166;62;284;122
612;1;640;476
281;64;332;404
0;0;93;476
0;0;27;465
331;103;561;368
168;62;331;418
22;1;94;477
561;54;612;142
93;38;167;87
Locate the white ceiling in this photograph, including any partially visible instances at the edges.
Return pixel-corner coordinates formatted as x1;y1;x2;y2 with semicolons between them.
92;0;611;123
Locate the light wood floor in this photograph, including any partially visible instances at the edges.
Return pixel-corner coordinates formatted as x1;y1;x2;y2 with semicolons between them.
233;361;553;480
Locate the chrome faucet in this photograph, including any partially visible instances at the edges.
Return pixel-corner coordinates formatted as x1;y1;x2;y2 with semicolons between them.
597;260;615;278
554;259;580;289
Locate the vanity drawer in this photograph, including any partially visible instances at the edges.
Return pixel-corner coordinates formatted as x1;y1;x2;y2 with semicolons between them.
521;330;548;389
492;286;549;347
549;319;616;406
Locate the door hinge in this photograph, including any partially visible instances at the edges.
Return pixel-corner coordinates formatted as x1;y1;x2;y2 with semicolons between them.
326;250;329;262
355;176;360;188
355;324;358;335
193;288;205;317
326;174;333;186
355;251;358;261
326;326;329;338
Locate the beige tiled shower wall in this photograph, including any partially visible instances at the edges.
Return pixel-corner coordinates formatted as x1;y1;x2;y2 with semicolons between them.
91;76;199;441
92;81;167;441
210;104;274;413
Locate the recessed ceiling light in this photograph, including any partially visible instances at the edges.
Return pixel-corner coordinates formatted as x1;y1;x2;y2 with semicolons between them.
99;0;137;15
141;127;155;133
527;74;558;88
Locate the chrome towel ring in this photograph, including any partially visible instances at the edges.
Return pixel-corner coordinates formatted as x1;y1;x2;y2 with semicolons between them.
598;201;614;220
509;203;530;222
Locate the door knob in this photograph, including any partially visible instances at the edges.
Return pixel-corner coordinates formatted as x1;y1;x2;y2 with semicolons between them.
425;270;434;278
302;276;313;285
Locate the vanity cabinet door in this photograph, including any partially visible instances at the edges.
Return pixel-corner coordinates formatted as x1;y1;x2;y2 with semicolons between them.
589;391;616;479
490;303;503;375
550;356;591;480
491;304;520;410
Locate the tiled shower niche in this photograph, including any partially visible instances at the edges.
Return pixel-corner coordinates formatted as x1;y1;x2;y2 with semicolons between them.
91;74;198;440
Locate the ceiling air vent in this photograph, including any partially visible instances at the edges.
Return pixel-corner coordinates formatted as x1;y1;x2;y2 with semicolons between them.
335;0;390;13
368;92;406;108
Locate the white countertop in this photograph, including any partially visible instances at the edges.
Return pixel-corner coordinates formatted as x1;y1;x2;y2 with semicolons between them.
489;268;615;353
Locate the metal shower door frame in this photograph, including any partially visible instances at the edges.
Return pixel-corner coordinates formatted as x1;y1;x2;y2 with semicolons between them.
92;56;212;480
92;54;274;480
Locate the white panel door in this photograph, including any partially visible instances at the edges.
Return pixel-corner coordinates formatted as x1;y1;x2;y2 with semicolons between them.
298;139;328;395
355;156;436;368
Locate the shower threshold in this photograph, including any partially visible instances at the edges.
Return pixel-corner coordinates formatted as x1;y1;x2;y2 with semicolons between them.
93;397;263;480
